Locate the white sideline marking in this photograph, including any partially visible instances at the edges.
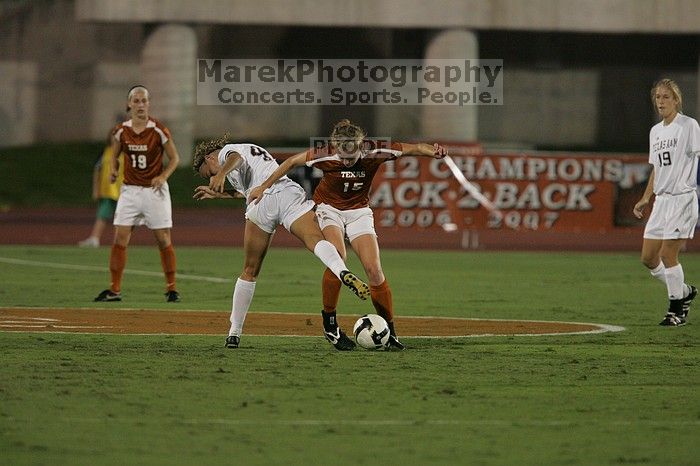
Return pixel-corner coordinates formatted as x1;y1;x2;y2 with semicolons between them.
0;308;626;337
5;417;699;427
53;325;112;329
1;320;54;324
0;324;49;328
0;315;110;330
0;256;229;283
0;316;60;322
243;312;627;337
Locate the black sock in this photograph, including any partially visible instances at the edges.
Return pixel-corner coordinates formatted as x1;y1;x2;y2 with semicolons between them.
321;310;337;330
669;299;683;314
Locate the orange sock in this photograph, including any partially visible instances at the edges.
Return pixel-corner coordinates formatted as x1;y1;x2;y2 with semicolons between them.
109;244;126;293
322;267;342;313
370;280;394;322
159;244;177;292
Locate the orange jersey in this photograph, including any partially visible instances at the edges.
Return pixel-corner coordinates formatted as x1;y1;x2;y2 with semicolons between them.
306;140;403;210
113;118;172;186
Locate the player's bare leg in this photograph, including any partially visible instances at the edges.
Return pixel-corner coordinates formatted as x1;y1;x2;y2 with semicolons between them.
79;218;109;247
641;239;663;270
226;220;272;348
350;234;384;286
351;233;404;350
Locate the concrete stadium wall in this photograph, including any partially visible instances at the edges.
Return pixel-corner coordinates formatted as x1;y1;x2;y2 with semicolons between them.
0;61;37;146
1;1;699;153
76;0;700;34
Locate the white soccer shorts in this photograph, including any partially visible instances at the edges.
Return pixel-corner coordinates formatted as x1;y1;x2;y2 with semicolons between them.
245;179;314;234
114;183;173;229
315;203;376;242
644;191;698;240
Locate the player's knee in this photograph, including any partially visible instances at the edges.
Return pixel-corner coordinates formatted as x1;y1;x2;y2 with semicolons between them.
241;265;260;281
307;235;325;251
114;234;130;247
659;251;678;268
317;239;347;261
365;266;385;284
640;255;658;269
156;239;171;250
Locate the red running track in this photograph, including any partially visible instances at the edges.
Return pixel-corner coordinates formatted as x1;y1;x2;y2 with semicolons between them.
0;207;696;251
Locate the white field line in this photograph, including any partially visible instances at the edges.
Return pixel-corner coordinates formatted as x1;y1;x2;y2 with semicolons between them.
246;311;627;335
1;320;56;324
0;324;111;329
0;324;50;328
52;325;113;329
0;316;60;322
0;308;626;337
0;329;625;338
0;256;229;283
3;417;698;427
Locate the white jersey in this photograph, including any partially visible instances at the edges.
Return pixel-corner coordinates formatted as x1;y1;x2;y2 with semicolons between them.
648;113;700;195
218;143;290;199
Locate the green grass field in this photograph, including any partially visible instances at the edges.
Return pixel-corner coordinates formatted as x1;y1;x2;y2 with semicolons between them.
1;245;699;465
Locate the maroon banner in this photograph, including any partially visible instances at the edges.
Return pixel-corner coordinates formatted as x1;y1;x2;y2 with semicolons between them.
368;144;651;233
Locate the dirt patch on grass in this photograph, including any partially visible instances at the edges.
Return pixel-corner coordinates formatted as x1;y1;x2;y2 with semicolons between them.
0;307;616;337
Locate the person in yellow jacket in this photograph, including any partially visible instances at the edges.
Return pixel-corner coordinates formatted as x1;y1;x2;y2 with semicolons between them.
78;145;125;247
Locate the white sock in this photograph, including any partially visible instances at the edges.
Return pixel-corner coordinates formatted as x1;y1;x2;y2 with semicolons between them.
313;240;347;279
229;278;256;336
664;264;684;301
649;263;666;285
651;263;690;297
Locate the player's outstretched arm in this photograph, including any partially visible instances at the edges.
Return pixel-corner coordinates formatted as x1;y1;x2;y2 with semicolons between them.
633;168;655;219
399;142;448;159
248;151;307;204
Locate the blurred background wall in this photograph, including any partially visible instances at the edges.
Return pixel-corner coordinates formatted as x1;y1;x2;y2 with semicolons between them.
1;0;699;159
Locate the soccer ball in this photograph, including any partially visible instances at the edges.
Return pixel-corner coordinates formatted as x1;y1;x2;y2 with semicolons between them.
353;314;390;350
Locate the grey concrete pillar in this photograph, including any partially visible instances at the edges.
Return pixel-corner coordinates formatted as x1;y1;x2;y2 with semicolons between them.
421;29;478;141
142;24;196;166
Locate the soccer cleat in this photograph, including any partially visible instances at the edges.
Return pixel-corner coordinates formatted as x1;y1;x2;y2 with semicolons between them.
324;326;356;351
78;237;99;248
385;334;406;351
94;289;121;302
165;290;181;303
681;285;697;317
225;335;240;348
339;270;369;300
659;312;686;327
385;321;405;350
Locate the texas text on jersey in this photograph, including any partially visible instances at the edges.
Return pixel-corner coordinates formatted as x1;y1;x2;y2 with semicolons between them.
113;118;171;186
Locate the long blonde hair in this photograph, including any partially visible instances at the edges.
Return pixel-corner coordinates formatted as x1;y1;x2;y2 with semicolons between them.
651;78;683;114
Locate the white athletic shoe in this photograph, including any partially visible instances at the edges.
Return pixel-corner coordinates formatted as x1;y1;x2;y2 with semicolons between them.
78;237;99;248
